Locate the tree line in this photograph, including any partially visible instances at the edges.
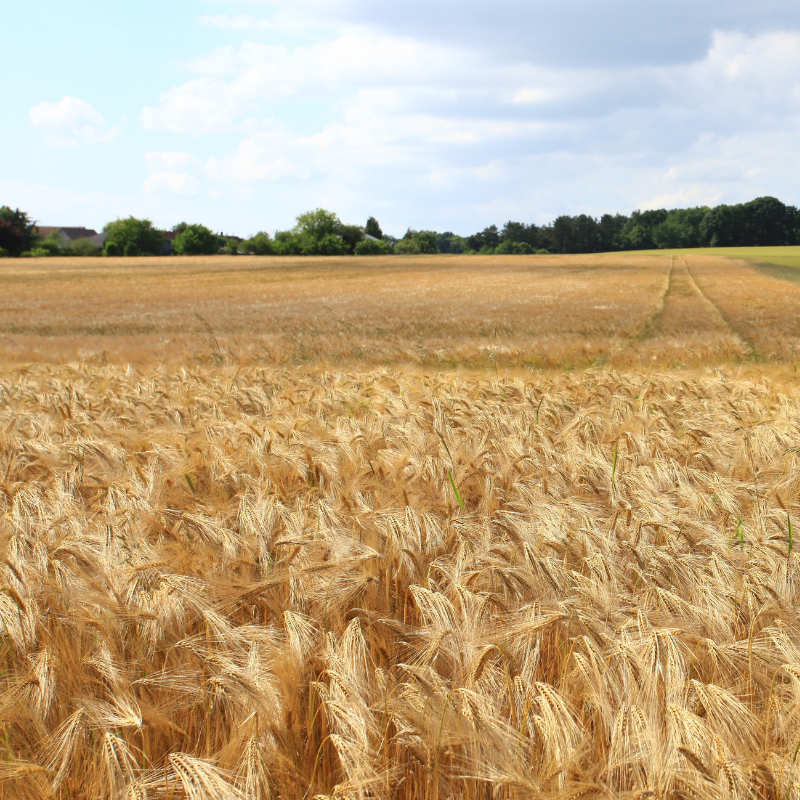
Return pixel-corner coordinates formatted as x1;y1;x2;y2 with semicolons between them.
1;196;799;259
444;196;800;255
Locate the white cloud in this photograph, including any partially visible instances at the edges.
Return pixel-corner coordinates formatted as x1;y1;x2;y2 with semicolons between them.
140;32;473;135
141;78;241;135
706;30;800;82
510;88;552;105
639;189;725;212
142;152;203;196
133;21;800;232
205;125;313;181
145;151;202;174
144;25;800;146
29;96;119;147
143;173;202;196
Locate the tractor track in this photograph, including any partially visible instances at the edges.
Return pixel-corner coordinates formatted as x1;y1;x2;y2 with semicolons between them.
611;255;752;365
682;256;759;360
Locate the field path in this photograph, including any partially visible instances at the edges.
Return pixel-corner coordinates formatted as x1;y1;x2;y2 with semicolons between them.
616;256;750;365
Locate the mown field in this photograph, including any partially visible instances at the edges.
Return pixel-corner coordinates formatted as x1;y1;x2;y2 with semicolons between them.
3;251;800;799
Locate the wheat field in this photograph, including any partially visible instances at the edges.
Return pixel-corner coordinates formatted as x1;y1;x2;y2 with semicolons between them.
3;252;800;799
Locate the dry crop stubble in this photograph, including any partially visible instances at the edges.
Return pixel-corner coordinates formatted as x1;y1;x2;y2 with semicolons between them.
3;362;800;798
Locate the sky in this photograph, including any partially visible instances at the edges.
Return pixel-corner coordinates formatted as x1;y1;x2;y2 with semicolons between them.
3;1;800;238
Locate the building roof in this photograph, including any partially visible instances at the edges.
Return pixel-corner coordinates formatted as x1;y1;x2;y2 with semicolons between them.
36;226;98;240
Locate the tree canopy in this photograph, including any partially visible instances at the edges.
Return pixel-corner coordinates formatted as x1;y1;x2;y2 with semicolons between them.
172;223;219;256
294;209;340;241
438;195;800;256
355;238;393;255
0;206;38;255
265;208;365;255
103;217;165;257
395;230;438;255
0;222;25;257
2;194;798;261
241;232;273;255
365;217;383;239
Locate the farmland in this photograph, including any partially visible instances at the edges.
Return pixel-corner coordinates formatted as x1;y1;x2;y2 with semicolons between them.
3;250;800;799
2;250;800;368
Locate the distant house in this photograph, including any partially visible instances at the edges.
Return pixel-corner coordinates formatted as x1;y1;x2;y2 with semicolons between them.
160;230;178;255
36;226;99;243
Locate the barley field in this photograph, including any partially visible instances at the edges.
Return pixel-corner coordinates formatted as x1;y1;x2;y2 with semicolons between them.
3;252;800;799
4;250;800;369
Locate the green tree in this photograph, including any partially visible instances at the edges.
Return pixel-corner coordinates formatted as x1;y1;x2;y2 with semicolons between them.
571;215;600;253
173;224;219;256
651;219;692;249
395;230;438;254
313;234;349;256
500;221;541;249
597;213;628;251
699;205;739;247
103;217;165;257
63;237;101;257
0;221;25;256
295;209;340;241
337;223;365;253
37;235;64;256
495;240;534;255
365;217;383;239
289;208;361;255
740;196;797;246
651;208;706;249
242;232;274;255
622;225;654;250
446;236;469;254
699;198;798;248
273;231;303;255
467;225;501;252
618;210;667;250
354;238;393;255
550;216;577;253
0;207;38;255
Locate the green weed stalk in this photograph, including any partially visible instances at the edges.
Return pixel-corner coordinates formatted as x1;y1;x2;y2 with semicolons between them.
611;442;619;495
437;430;465;510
